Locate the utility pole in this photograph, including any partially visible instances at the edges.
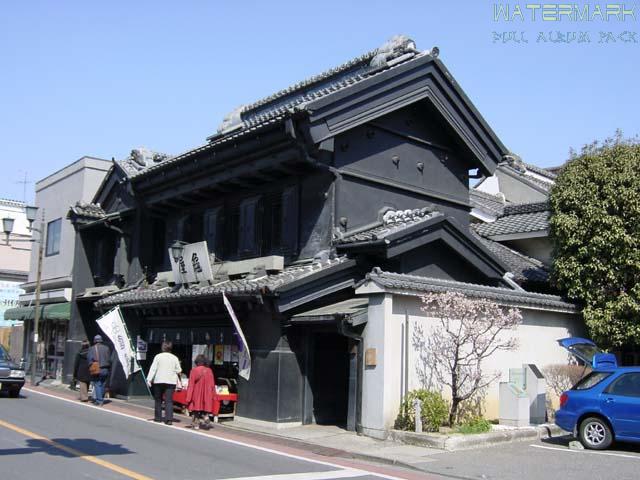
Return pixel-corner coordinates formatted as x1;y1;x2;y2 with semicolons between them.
31;210;45;385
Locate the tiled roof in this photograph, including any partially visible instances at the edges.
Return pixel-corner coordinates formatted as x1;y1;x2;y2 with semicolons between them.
472;233;548;284
499;154;556;192
470;190;505;217
335;208;442;244
362;268;575;312
503;202;548;215
473;204;549;238
131;36;437;180
95;256;350;308
216;35;422;135
69;202;106;219
523;162;557;181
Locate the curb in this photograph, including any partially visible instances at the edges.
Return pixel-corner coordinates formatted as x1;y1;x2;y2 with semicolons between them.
390;423;565;451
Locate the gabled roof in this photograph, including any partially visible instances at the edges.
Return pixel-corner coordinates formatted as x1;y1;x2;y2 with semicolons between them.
131;35;509;184
94;256;351;308
335;208;509;281
473;202;549;238
213;35;420;137
357;268;575;312
472;232;548;284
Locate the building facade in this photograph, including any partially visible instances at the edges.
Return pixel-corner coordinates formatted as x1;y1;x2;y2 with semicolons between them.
5;157;111;379
66;36;580;436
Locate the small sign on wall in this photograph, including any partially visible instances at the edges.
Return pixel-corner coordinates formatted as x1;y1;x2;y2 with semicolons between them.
365;348;377;367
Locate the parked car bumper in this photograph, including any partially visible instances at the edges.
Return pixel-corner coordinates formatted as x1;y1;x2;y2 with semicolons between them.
0;378;25;392
555;409;577;433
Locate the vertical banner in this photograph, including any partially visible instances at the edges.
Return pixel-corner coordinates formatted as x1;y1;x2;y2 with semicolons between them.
222;292;251;380
96;307;141;379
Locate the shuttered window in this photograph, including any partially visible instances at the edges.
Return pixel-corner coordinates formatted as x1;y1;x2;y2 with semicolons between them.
203;207;222;257
238;197;260;258
281;185;299;254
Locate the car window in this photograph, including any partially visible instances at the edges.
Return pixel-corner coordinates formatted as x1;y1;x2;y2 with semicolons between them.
0;346;9;361
572;371;612;390
606;373;640;397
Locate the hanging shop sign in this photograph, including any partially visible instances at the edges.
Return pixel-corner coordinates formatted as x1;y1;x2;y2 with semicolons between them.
223;292;251;380
168;241;214;284
96;307;141;378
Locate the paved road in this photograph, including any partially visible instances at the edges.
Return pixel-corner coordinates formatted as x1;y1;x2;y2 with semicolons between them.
0;388;431;480
4;389;640;480
413;432;640;480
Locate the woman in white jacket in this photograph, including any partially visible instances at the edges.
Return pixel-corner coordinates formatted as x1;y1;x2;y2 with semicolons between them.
147;341;182;425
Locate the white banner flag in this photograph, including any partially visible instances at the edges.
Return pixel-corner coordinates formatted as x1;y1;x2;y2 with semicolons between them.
96;307;141;379
222;292;251;380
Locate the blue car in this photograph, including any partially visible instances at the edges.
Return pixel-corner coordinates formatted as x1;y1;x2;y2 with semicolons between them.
555;337;640;450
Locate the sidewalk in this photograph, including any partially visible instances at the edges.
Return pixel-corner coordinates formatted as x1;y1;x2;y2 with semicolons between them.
29;381;565;474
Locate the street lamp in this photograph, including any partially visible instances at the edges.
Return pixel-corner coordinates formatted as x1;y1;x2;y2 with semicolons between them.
2;217;15;244
3;206;46;385
170;240;185;263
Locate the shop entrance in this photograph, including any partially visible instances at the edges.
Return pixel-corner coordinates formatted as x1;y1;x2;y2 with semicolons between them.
309;332;350;426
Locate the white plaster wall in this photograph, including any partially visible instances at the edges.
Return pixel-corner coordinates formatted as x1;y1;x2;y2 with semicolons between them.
361;293;403;439
474;175;500;195
387;295;584;424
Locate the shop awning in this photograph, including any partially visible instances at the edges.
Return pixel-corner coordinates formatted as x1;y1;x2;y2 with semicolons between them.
3;302;71;322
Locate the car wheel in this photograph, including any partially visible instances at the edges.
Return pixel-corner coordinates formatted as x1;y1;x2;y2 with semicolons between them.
8;389;21;398
579;416;613;450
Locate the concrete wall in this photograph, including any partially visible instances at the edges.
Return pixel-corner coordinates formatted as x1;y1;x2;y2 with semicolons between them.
0;200;31;278
360;293;583;435
26;157;110;285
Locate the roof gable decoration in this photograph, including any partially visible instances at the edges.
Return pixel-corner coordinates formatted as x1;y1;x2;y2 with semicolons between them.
118;147;174;177
334;207;441;245
210;35;422;139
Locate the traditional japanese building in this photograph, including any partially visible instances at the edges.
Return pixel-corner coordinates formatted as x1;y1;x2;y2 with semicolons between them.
66;36;580;437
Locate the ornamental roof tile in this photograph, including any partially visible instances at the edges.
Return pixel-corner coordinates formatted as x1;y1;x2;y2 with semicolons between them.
69;202;106;220
362;268;574;311
335;208;442;245
94;256;350;308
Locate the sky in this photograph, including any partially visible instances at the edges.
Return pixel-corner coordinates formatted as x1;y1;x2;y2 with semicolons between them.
1;1;638;204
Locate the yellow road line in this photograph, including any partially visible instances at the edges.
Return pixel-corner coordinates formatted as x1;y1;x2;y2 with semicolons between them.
0;418;154;480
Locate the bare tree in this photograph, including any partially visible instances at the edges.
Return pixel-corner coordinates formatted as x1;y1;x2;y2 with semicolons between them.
416;292;522;425
543;362;590;398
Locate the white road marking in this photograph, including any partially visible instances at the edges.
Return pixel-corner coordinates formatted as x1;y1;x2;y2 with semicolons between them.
220;469;367;480
530;444;640;460
23;388;402;480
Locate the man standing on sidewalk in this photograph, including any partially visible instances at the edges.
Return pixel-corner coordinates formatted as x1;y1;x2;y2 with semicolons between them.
87;335;111;406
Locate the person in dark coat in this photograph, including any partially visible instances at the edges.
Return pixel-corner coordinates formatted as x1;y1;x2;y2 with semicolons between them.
72;339;91;402
87;334;111;406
